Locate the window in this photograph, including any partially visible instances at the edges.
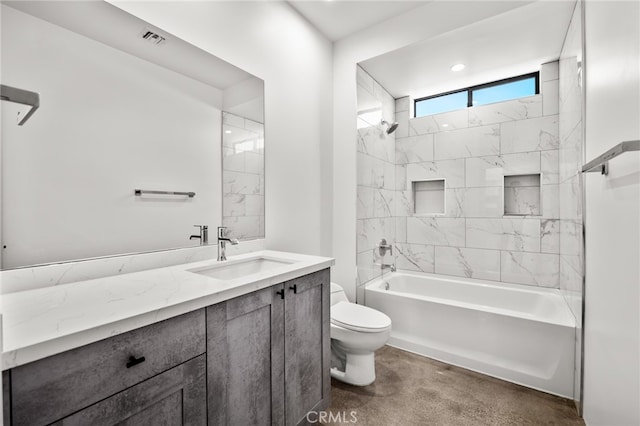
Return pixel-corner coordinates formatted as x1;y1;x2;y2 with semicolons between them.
414;72;539;118
414;91;467;117
472;75;538;106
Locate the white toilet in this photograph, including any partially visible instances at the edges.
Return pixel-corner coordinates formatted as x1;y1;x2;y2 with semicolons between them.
330;282;391;386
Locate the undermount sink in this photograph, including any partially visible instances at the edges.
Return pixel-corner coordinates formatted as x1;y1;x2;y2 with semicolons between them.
188;257;295;281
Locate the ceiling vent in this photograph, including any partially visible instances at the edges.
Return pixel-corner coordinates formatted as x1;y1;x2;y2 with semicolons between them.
139;28;166;46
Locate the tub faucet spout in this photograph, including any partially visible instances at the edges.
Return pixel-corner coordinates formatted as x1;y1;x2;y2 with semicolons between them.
381;263;396;273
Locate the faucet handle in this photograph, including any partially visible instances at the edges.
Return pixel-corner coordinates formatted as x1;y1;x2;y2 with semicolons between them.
217;226;227;239
377;238;393;256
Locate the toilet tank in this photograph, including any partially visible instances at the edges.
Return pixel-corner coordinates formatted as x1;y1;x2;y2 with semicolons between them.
330;282;349;305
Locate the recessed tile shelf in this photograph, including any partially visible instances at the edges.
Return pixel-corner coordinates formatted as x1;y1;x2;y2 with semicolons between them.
413;179;445;215
504;174;541;216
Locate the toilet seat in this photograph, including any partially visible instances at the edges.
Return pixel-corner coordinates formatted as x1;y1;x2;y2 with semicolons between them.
331;301;391;333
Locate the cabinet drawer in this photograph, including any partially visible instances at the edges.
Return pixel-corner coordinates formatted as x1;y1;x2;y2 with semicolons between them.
9;309;205;426
51;354;207;426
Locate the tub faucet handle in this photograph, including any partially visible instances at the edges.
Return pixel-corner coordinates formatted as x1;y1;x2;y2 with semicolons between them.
378;238;393;256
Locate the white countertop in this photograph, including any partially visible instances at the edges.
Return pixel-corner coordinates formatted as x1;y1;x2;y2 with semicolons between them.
1;250;334;370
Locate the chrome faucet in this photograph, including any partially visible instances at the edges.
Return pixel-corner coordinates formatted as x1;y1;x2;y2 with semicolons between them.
190;225;208;245
217;226;239;261
382;263;396;273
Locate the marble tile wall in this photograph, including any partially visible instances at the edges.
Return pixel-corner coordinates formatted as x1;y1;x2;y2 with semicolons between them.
393;62;567;288
356;66;396;289
559;2;584;302
558;0;584;402
222;112;265;240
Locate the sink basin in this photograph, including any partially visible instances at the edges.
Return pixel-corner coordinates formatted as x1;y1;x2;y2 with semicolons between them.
189;257;294;281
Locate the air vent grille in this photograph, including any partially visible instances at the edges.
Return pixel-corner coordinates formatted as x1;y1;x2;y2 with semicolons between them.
139;28;166;46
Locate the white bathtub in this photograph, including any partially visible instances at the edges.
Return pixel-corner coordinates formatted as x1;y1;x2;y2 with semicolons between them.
365;271;576;398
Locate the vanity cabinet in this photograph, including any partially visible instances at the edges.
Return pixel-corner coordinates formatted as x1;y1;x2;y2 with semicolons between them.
207;269;331;426
2;269;330;426
3;309;206;426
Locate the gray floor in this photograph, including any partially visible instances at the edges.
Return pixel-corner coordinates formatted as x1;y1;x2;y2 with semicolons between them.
325;346;584;426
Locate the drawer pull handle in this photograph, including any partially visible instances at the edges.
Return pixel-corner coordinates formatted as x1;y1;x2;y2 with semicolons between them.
276;289;285;300
290;284;298;294
126;355;146;368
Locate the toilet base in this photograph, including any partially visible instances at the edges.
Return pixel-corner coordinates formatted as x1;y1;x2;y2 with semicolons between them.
330;352;376;386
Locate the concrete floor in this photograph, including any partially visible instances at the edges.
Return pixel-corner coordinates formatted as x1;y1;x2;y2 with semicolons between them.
325;346;584;426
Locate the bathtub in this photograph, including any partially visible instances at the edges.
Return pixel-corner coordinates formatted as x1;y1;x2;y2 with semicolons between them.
365;271;576;398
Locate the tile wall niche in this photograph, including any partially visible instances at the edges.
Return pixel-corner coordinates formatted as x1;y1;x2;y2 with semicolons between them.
222;111;265;240
356;66;396;295
393;61;565;288
503;174;541;216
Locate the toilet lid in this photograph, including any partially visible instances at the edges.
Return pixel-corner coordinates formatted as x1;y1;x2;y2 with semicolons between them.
331;301;391;333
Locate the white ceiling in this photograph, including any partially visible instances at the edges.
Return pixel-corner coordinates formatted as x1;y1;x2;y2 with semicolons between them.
287;0;428;41
8;1;576;103
359;1;576;99
4;1;255;91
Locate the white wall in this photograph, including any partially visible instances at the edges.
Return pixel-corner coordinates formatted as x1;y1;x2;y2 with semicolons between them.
110;1;334;258
583;1;640;424
223;77;264;124
1;5;222;267
333;1;531;300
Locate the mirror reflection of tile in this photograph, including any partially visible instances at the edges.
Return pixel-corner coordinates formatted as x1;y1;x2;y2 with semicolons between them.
222;111;265;241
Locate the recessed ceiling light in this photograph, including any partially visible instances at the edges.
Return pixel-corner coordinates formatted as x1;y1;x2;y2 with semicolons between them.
224;130;232;134
451;63;465;72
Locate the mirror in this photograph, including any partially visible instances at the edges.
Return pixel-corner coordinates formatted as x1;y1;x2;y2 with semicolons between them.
222;112;265;240
0;1;264;269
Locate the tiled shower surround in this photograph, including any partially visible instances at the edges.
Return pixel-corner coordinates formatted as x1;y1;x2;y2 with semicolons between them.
356;62;582;290
559;0;584;311
356;67;397;287
558;0;584;401
222;111;265;240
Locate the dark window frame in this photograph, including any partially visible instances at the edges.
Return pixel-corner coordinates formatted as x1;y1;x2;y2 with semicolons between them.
414;71;540;117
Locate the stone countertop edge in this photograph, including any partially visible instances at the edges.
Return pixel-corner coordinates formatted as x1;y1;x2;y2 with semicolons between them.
1;250;335;370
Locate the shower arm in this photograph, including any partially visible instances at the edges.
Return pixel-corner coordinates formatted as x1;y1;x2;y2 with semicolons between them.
1;84;40;126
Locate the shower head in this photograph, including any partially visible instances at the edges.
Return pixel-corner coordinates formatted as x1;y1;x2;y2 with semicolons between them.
381;119;399;135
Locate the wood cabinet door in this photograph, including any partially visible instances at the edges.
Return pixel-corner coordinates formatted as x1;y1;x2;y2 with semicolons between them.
207;284;286;426
284;269;331;426
50;354;206;426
